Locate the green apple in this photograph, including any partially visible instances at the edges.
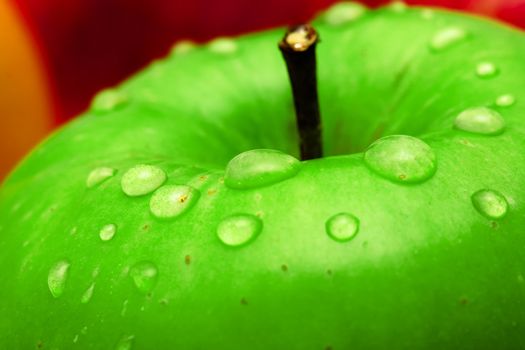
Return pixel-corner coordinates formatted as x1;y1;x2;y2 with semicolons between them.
1;2;525;349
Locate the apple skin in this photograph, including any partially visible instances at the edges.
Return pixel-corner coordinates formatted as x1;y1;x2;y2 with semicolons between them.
1;4;525;349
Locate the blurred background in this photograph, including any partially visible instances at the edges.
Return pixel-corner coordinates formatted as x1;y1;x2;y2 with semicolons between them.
2;0;525;180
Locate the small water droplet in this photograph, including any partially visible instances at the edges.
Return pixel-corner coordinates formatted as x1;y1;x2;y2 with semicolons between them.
496;94;516;107
430;27;467;51
326;213;360;242
149;185;199;219
86;167;116;188
454;107;505;135
364;135;437;184
81;326;88;335
129;261;158;294
73;334;79;343
114;335;134;350
171;40;196;56
421;9;435;20
225;149;301;189
99;224;117;241
209;37;237;54
389;1;407;12
70;227;78;235
91;89;128;113
121;300;129;317
476;62;498;78
322;2;367;26
471;189;508;219
121;165;166;197
217;214;262;247
81;283;95;304
48;260;70;298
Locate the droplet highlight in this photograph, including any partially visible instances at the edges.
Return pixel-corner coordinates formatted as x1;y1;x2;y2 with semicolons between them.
114;335;134;350
80;283;95;304
471;189;508;219
496;94;516;107
99;224;117;241
86;167;116;188
121;165;166;197
454;107;505;135
91;89;128;113
149;185;199;219
129;261;158;294
322;2;367;26
326;213;360;242
430;27;467;51
48;260;71;298
209;38;237;54
217;214;262;247
225;149;301;189
476;62;498;78
364;135;437;184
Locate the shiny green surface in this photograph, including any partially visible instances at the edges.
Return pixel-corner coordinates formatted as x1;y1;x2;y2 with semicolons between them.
2;3;525;349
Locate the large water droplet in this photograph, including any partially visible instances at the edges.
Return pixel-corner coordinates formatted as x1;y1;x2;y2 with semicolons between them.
430;27;467;52
86;167;117;188
99;224;117;241
91;89;128;113
225;149;301;189
48;260;70;298
364;135;437;184
129;261;158;294
471;189;508;219
217;214;262;247
80;283;95;304
121;165;166;197
209;38;237;54
326;213;360;242
476;62;498;78
114;335;134;350
454;107;505;135
496;94;516;107
322;2;367;26
149;185;199;220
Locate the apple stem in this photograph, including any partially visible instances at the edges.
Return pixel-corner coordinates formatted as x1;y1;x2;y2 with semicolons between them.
279;24;323;160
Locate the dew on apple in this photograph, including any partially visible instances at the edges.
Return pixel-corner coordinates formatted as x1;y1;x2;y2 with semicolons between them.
114;334;134;350
149;185;199;219
471;189;509;219
321;2;367;26
80;283;95;304
421;9;435;20
91;89;128;114
364;135;437;184
454;107;505;135
129;261;159;294
86;167;117;188
99;224;117;241
326;213;360;242
389;1;407;13
496;94;516;107
476;62;498;78
47;259;71;298
429;27;467;52
121;164;166;197
171;40;196;56
224;149;301;189
208;37;237;55
217;214;262;247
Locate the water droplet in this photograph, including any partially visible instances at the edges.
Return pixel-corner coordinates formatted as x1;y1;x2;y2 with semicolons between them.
476;62;498;78
496;94;516;107
91;89;128;113
81;283;95;304
326;213;360;242
99;224;117;241
471;189;508;219
421;9;435;20
86;167;116;188
171;40;196;56
454;107;505;135
48;260;70;298
209;38;237;54
149;185;199;219
129;261;158;294
225;149;301;189
114;335;134;350
322;2;367;26
389;1;407;12
73;334;79;343
121;165;166;197
364;135;437;184
217;214;262;247
430;27;467;52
